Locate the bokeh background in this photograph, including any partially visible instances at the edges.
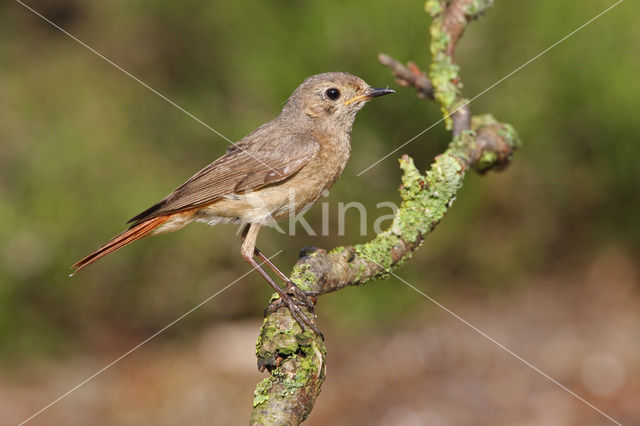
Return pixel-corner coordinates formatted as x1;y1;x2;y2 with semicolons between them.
1;0;639;424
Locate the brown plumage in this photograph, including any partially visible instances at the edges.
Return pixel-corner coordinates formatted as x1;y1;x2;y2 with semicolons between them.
72;216;168;272
71;72;394;335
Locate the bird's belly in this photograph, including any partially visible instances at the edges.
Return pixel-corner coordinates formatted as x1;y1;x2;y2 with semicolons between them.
193;173;330;227
191;188;303;226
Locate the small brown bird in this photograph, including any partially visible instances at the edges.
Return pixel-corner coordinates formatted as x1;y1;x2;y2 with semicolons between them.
72;72;393;335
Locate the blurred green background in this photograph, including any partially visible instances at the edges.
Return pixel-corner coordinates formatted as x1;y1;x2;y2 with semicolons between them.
1;0;639;423
1;0;638;355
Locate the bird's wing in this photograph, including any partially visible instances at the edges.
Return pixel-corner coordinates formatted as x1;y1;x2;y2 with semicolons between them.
127;130;319;225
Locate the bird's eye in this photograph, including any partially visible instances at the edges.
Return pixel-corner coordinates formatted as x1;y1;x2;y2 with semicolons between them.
325;88;341;101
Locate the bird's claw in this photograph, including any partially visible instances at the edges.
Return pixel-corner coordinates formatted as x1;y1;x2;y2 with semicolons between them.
285;281;317;312
265;289;324;340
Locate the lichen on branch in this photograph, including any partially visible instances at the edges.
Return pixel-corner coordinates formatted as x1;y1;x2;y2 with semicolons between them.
250;1;519;424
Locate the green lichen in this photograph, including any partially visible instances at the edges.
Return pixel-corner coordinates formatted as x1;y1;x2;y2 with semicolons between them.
353;235;397;280
352;152;466;278
398;155;423;196
429;24;450;58
427;152;465;187
430;58;459;107
449;130;476;160
476;150;498;172
497;122;521;149
280;346;321;397
471;113;499;129
351;259;370;282
328;245;346;255
427;2;463;129
278;373;304;396
290;262;317;292
353;157;424;268
252;347;321;412
253;328;325;419
256;314;301;360
253;313;325;424
395;158;433;244
464;0;494;19
424;0;443;16
471;114;521;152
253;378;273;407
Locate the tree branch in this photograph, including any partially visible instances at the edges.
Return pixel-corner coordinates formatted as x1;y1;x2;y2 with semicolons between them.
250;1;518;424
377;53;434;100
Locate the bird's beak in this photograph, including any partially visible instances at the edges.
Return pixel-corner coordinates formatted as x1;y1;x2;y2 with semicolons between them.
345;87;395;105
367;87;395;98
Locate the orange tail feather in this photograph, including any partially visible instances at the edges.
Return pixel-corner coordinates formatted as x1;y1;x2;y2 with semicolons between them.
71;216;168;274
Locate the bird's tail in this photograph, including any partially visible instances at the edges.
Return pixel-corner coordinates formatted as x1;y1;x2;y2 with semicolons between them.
70;216;168;275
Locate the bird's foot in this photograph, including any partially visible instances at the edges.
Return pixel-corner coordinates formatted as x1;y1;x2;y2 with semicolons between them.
265;290;324;340
264;297;308;315
284;280;318;312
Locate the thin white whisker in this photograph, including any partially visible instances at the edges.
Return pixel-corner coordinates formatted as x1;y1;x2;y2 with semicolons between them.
14;0;282;176
17;250;282;426
357;0;624;176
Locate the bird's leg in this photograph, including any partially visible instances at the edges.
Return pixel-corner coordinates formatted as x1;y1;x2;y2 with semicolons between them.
253;246;317;310
241;223;323;338
241;224;317;310
241;223;251;238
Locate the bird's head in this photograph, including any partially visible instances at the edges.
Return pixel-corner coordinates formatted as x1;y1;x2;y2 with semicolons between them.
282;72;394;132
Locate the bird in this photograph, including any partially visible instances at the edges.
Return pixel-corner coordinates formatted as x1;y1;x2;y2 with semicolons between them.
71;72;394;336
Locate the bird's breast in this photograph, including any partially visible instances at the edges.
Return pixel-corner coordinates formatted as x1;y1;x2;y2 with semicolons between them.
189;133;351;226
